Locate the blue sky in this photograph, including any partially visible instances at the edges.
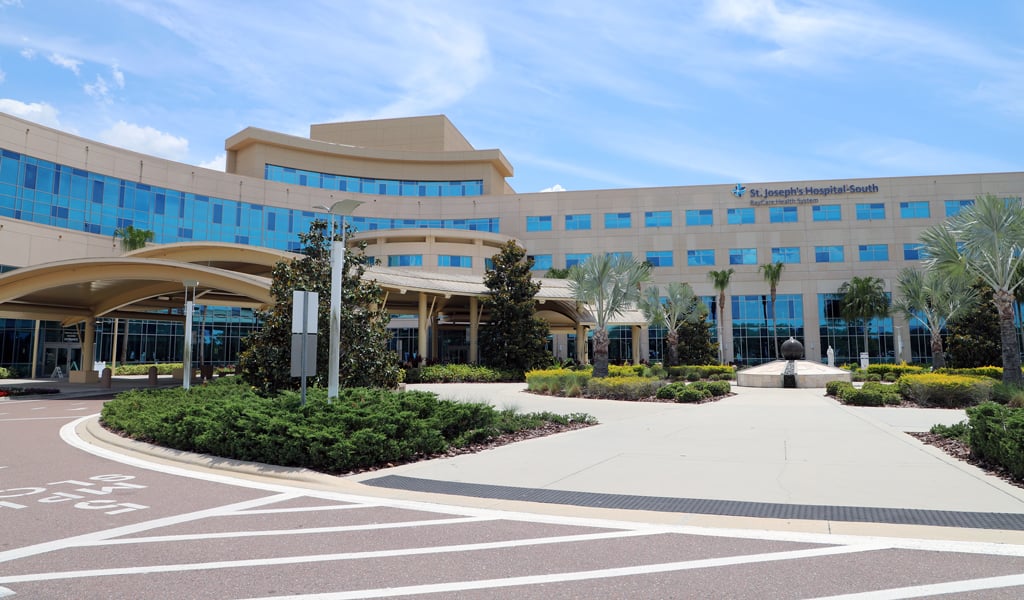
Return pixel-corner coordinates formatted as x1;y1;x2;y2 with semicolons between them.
0;0;1021;194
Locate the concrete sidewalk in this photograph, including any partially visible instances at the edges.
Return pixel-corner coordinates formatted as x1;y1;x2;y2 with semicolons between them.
350;383;1024;516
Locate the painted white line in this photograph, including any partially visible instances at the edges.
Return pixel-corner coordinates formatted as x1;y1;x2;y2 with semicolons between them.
232;504;378;515
88;516;492;545
0;492;300;564
30;407;46;411
806;572;1024;599
0;529;660;584
241;543;893;600
0;585;13;598
66;407;91;411
1;416;83;421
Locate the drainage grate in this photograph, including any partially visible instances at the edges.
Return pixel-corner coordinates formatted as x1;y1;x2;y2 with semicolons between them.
361;474;1024;531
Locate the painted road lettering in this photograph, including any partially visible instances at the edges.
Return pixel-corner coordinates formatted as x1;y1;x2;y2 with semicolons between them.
0;475;148;515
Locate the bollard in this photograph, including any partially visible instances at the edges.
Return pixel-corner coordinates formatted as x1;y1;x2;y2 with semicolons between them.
148;366;158;386
100;367;112;388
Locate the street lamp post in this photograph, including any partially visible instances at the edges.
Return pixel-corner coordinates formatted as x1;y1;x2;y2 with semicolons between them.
182;279;198;390
314;199;364;401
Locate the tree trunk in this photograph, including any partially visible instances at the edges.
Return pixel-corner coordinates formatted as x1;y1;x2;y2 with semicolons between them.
862;321;870;362
718;292;726;364
929;326;945;370
592;327;610;378
995;290;1022;386
771;292;779;360
666;329;679;367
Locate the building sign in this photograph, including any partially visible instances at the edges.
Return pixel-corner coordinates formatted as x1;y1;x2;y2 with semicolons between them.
732;182;880;206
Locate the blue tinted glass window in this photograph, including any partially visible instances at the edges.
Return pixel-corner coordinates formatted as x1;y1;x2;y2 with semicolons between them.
438;255;472;268
645;250;673;267
565;253;591;267
565;214;591;230
729;248;757;265
526;215;552;231
899;201;930;218
945;199;974;216
856;203;885;220
645;211;672;227
264;163;483;197
815;246;844;263
903;243;926;260
607;251;632;260
685;209;712;226
859;244;889;261
771;247;800;263
769;206;798;223
687;249;715;266
604;212;631;229
727;208;755;224
387;254;423;267
812;204;841;221
530;254;552;271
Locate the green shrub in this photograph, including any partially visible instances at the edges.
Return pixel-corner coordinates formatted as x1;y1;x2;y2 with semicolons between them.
405;364;517;383
690;380;731;397
929;420;969;443
656;381;688;400
936;366;1004;381
526;368;591;395
646;364;668;379
991;382;1024;406
897;373;995;408
866;363;927;378
866;373;882;382
0;366;10;378
839;382;900;407
585;376;661;400
608;364;646;378
674;386;712;403
101;378;595;473
826;380;855;398
685;371;702;382
967;403;1024;481
115;363;181;375
882;373;898;383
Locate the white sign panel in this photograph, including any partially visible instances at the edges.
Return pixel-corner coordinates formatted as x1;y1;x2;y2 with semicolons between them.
291;290;319;334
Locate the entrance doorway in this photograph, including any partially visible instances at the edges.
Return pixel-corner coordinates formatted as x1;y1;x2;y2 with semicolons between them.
43;344;81;379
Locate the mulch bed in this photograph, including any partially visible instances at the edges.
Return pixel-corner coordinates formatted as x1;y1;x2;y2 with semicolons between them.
908;431;1024;491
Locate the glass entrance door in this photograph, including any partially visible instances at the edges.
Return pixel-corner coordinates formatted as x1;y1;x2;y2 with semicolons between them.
42;344;81;378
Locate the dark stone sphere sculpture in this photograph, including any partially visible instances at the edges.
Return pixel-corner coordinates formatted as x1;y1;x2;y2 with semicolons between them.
781;337;804;361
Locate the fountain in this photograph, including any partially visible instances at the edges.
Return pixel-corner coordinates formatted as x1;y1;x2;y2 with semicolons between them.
735;337;852;388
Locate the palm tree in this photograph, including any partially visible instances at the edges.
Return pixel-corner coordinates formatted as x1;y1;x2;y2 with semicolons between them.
759;261;785;359
568;254;651;377
838;276;890;359
707;268;735;364
113;225;155;252
893;267;978;369
919;193;1024;385
638;282;704;367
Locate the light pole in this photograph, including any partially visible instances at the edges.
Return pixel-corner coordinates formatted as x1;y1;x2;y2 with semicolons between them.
314;199;364;401
182;279;198;390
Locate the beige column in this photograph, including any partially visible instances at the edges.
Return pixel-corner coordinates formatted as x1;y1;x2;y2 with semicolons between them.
417;292;428;361
469;296;479;364
70;319;99;383
30;320;40;378
631;325;641;365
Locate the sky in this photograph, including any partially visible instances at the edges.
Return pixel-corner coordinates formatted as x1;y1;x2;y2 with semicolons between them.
0;0;1021;194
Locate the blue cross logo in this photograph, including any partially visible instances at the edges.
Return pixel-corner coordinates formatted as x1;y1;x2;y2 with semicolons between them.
732;184;746;198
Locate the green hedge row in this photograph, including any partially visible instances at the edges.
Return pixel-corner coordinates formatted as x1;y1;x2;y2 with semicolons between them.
584;376;662;400
825;381;901;406
655;380;731;403
667;365;735;381
935;366;1005;381
967;403;1024;480
100;378;594;473
897;374;994;408
404;364;518;383
865;364;927;377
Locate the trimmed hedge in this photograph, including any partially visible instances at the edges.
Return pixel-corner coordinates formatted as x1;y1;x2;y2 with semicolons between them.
656;380;730;403
935;366;1005;381
825;381;900;406
667;365;736;381
526;368;592;395
100;378;595;473
0;366;10;379
967;402;1024;480
405;364;517;383
114;363;181;375
897;373;994;408
585;376;662;401
866;363;927;377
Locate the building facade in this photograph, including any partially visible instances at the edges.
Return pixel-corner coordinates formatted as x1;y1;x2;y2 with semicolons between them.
0;111;1021;376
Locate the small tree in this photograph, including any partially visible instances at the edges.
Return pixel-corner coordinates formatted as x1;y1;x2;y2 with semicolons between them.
568;254;650;377
707;268;735;364
113;226;154;252
479;241;552;374
945;281;1002;368
638;282;703;367
893;267;978;369
676;309;717;366
759;262;785;359
238;221;400;394
838;276;890;359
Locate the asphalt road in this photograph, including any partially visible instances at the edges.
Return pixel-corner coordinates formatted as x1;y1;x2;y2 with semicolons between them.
3;395;1024;599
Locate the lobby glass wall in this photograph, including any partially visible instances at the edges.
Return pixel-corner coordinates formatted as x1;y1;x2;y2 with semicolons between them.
731;294;803;366
818;293;895;364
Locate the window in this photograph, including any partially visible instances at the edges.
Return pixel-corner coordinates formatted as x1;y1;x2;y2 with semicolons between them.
604;212;631;229
565;214;591;230
856;203;885;220
687;249;715;266
387;254;423;267
945;199;974;217
565;253;591;268
771;247;800;264
812;204;841;222
606;251;632;260
859;244;889;262
769;206;798;223
815;245;844;263
530;254;552;271
526;215;551;232
485;258;494;270
438;255;472;268
903;243;926;261
899;201;930;219
645;210;672;227
729;248;757;265
727;208;755;225
646;250;673;267
685;209;712;226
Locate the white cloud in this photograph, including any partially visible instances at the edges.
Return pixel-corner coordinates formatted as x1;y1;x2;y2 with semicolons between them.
84;75;110;101
0;98;62;128
47;52;81;75
0;68;5;84
111;64;125;88
197;152;225;171
19;48;35;59
539;184;566;193
98;121;189;162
